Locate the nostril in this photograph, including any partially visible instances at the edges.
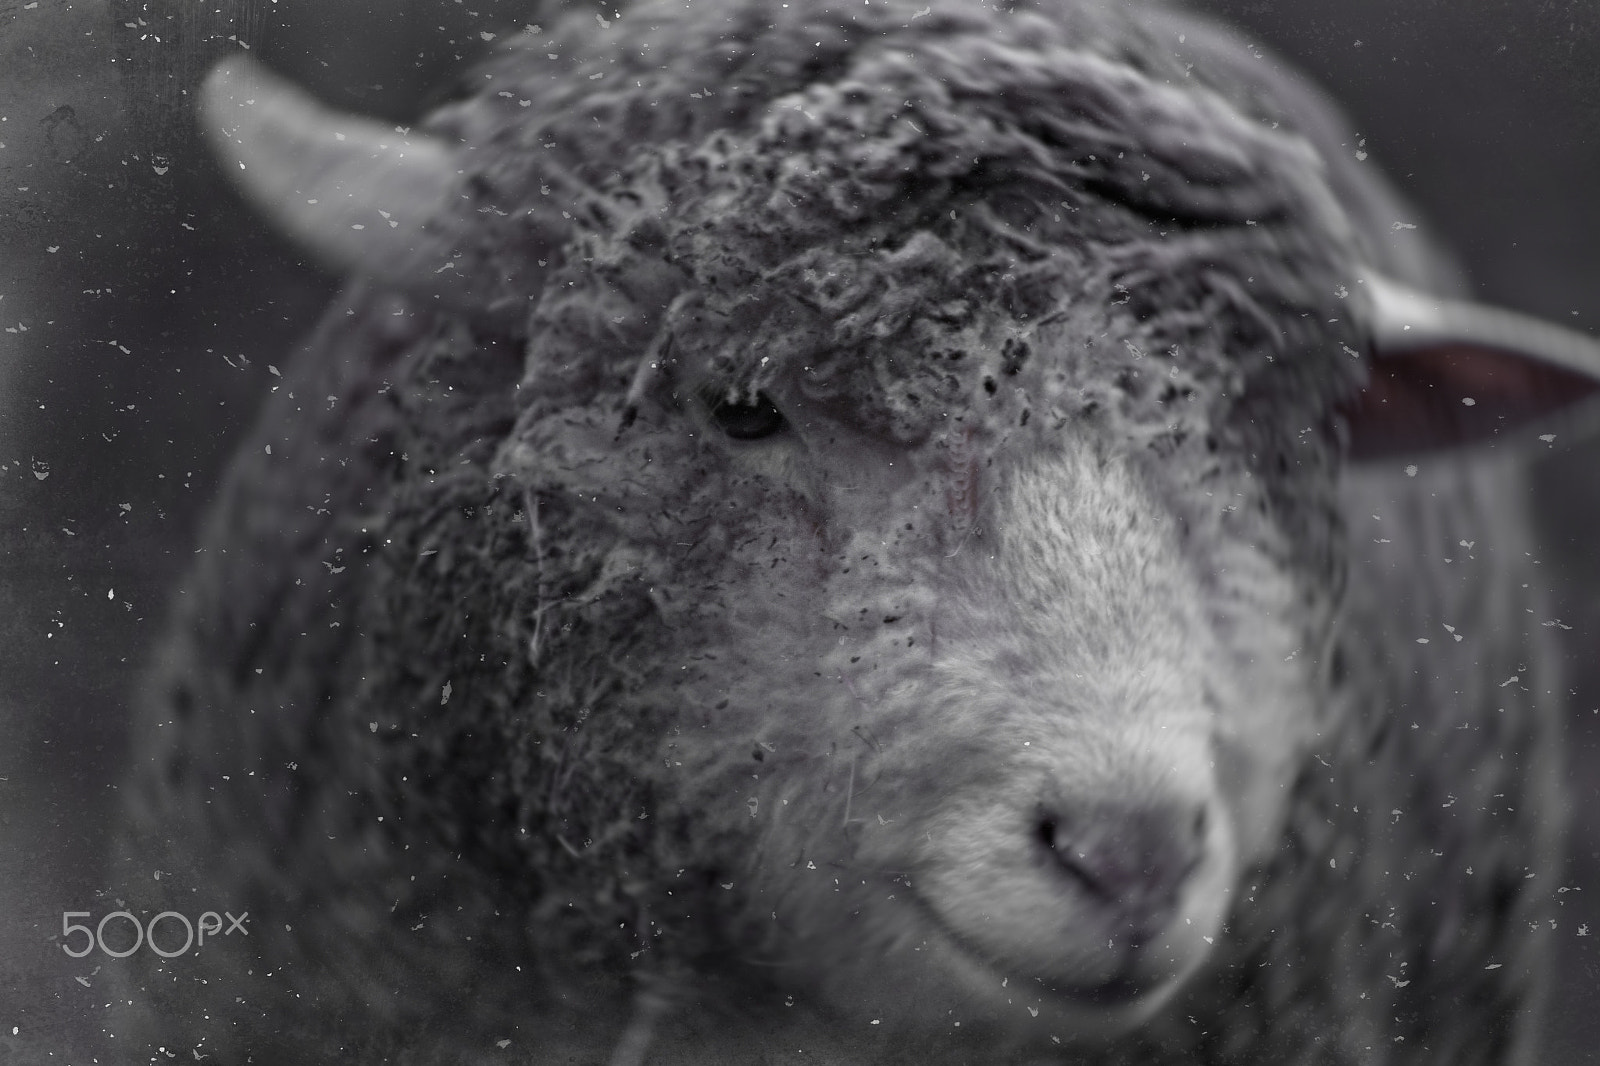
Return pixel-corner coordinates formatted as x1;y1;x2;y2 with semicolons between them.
1034;801;1210;920
1036;807;1124;903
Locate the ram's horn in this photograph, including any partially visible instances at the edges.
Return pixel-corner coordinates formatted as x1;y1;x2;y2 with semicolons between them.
199;54;492;305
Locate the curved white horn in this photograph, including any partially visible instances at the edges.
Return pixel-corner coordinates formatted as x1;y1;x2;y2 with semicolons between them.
1367;273;1600;379
199;54;475;299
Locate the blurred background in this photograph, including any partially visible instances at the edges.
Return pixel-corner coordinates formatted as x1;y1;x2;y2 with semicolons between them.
1;0;1596;1060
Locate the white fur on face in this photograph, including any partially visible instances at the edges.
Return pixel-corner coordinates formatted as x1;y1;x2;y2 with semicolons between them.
665;428;1320;1046
893;448;1241;1019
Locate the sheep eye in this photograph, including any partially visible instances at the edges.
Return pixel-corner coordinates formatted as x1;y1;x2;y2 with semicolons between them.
704;389;786;441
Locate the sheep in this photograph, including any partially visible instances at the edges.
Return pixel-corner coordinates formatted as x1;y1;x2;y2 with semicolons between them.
104;0;1600;1062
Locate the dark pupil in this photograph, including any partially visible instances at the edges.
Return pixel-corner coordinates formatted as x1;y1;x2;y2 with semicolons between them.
709;391;785;440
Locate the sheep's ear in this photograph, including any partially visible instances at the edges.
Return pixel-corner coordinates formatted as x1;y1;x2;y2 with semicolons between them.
1345;275;1600;461
199;54;548;314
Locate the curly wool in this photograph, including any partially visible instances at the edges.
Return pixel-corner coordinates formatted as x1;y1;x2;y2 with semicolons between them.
468;0;1366;432
506;0;1367;586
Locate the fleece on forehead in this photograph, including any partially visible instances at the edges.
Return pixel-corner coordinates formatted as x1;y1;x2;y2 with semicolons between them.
503;2;1366;458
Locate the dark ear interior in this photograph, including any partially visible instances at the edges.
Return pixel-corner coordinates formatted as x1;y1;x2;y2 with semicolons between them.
1345;342;1600;461
1343;279;1600;462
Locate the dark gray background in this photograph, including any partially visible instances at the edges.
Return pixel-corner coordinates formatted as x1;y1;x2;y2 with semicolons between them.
1;0;1596;1059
